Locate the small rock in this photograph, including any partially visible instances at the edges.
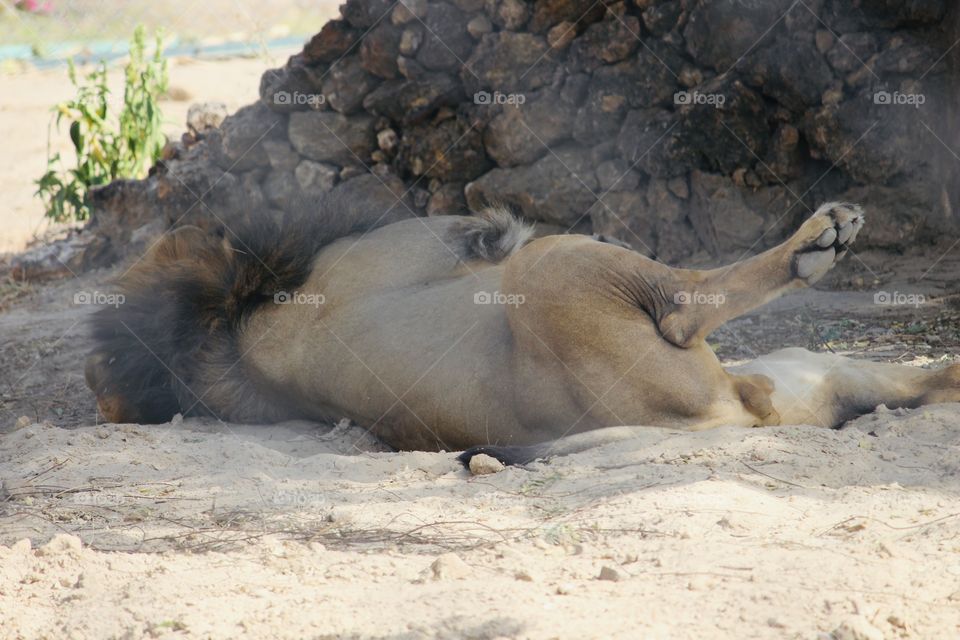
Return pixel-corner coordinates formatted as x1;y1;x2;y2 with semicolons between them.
295;160;338;195
829;616;884;640
597;565;623;582
14;416;32;430
399;26;423;56
556;582;576;595
815;29;835;54
186;101;227;136
429;553;471;580
262;139;302;172
377;128;398;153
547;21;576;50
468;453;505;475
467;15;493;40
37;534;82;557
391;0;427;24
667;176;689;199
514;569;537;582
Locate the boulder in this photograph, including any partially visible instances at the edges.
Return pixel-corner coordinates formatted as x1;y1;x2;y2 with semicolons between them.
288;111;376;166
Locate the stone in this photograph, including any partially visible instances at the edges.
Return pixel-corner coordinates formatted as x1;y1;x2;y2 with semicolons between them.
826;33;878;74
391;0;427;24
573;43;681;143
667;175;689;199
399;26;423;56
468;453;506;475
377;128;398;153
815;29;835;54
260;56;326;113
340;0;393;29
744;40;835;111
597;565;623;581
303;20;359;65
642;0;682;36
397;116;491;181
546;21;576;50
595;159;640;192
186;102;227;136
828;616;884;640
416;3;474;71
215;103;287;172
687;170;767;256
322;58;379;115
262;170;302;210
463;32;557;95
529;0;605;33
492;0;529;31
467;15;493;39
429;553;472;580
675;76;769;175
362;73;464;125
262;139;301;172
466;146;599;227
397;56;427;80
427;182;467;215
288;111;376;166
683;0;795;71
617;109;690;179
568;14;640;71
484;90;577;167
295;160;338;195
360;23;401;79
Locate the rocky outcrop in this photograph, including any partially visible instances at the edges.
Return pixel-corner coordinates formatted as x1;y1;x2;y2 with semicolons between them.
72;0;958;274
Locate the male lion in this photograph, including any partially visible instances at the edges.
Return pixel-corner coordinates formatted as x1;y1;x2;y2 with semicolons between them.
86;192;960;465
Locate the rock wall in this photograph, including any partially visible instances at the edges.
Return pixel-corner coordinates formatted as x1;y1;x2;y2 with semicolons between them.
88;0;960;267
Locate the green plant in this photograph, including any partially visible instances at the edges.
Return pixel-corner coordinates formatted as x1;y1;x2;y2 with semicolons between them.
35;26;168;222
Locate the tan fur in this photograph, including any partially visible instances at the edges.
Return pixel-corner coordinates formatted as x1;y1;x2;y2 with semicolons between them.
91;203;960;453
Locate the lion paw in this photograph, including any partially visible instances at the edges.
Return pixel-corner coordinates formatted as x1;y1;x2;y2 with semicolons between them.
791;202;864;284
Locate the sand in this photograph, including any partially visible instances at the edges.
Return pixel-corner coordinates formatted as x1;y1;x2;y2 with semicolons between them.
1;406;959;639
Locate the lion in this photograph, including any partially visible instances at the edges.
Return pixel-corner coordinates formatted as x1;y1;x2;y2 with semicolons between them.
85;190;960;466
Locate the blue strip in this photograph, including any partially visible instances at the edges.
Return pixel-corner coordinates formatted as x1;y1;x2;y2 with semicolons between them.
1;35;308;67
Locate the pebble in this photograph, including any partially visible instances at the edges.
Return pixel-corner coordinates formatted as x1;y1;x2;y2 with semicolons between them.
468;453;505;475
429;553;471;580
